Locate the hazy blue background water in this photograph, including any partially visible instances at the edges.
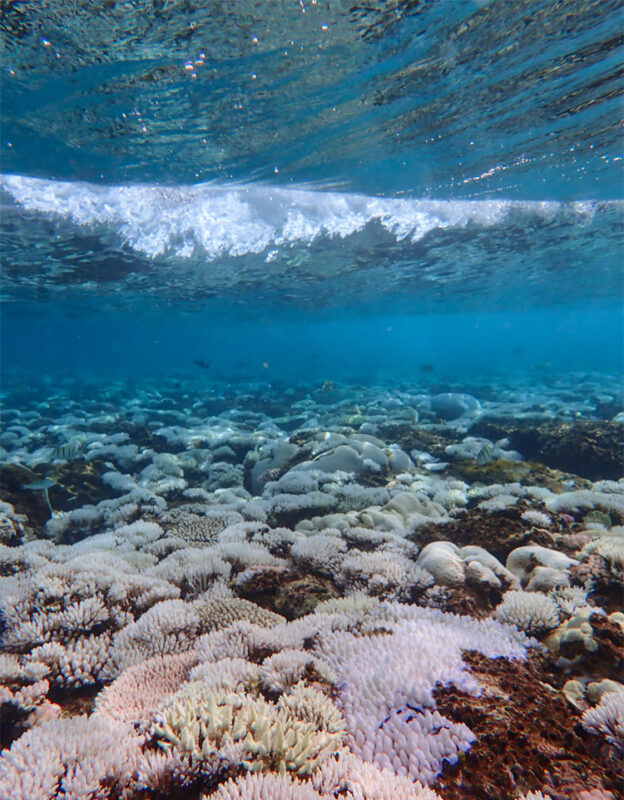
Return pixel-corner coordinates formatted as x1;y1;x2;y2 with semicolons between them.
1;0;622;386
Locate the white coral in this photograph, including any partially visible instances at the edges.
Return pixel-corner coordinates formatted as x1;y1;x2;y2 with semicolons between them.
0;715;142;799
582;687;624;752
312;604;531;784
495;591;560;633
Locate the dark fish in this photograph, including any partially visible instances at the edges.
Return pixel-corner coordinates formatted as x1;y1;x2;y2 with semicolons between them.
193;359;210;369
419;363;435;374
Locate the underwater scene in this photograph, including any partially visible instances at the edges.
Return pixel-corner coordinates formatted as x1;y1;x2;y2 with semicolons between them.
0;2;623;799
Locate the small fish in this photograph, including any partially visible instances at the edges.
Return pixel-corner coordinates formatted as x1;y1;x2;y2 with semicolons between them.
475;444;494;466
22;478;57;490
22;478;56;516
419;363;435;374
193;359;210;370
424;461;448;472
52;441;82;461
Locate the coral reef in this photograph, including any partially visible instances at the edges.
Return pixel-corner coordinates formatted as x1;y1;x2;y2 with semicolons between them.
0;375;622;799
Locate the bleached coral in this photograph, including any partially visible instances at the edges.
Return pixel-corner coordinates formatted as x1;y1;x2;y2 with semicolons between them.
416;542;465;587
506;545;578;586
477;494;518;512
544;607;603;654
521;510;552;528
545;487;624;516
582;688;624;752
95;651;199;726
194;597;285;632
108;599;200;674
206;773;327;800
339;550;427;598
291;533;347;574
525;566;570;592
580;527;624;579
312;753;444;799
162;508;242;543
151;681;346;776
189;657;260;693
494;591;560;633
29;632;112;687
259;651;335;694
132;748;202;795
549;585;590;616
416;542;515;591
149;547;232;594
314;594;379;615
312;604;531;784
0;715;142;800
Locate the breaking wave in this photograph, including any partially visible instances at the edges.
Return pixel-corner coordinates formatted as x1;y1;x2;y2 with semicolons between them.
1;174;615;263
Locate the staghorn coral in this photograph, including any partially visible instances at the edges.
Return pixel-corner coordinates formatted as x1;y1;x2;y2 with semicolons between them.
582;688;624;753
0;679;59;739
131;748;202;794
95;650;199;726
205;772;328;800
151;678;346;777
189;657;261;693
291;532;348;574
108;599;200;675
238;686;346;775
149;547;232;595
29;632;112;687
194;622;265;664
0;714;142;800
314;594;379;615
258;651;335;694
312;603;531;784
338;550;428;598
312;752;444;799
494;590;560;633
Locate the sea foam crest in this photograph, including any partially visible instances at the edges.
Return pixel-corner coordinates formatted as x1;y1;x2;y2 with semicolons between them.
0;173;602;262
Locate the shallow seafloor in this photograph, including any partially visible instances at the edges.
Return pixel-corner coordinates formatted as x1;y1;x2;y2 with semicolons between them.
0;372;622;800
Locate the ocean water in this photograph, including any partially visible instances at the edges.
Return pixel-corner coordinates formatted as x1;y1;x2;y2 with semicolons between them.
1;2;623;799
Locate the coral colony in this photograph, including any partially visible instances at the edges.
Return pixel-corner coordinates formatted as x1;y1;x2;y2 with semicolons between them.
0;375;622;799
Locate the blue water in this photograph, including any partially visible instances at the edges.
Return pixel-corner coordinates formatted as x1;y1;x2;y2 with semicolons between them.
1;0;622;381
1;5;624;796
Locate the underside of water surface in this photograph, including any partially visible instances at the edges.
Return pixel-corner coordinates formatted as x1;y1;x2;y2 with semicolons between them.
0;2;623;800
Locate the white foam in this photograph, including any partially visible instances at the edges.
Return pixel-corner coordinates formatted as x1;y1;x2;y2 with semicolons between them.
0;173;613;263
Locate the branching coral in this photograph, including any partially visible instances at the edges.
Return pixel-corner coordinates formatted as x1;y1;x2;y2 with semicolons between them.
0;715;142;800
205;772;328;800
150;680;346;776
95;650;199;726
494;590;560;633
582;687;624;753
312;603;531;784
108;599;200;675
